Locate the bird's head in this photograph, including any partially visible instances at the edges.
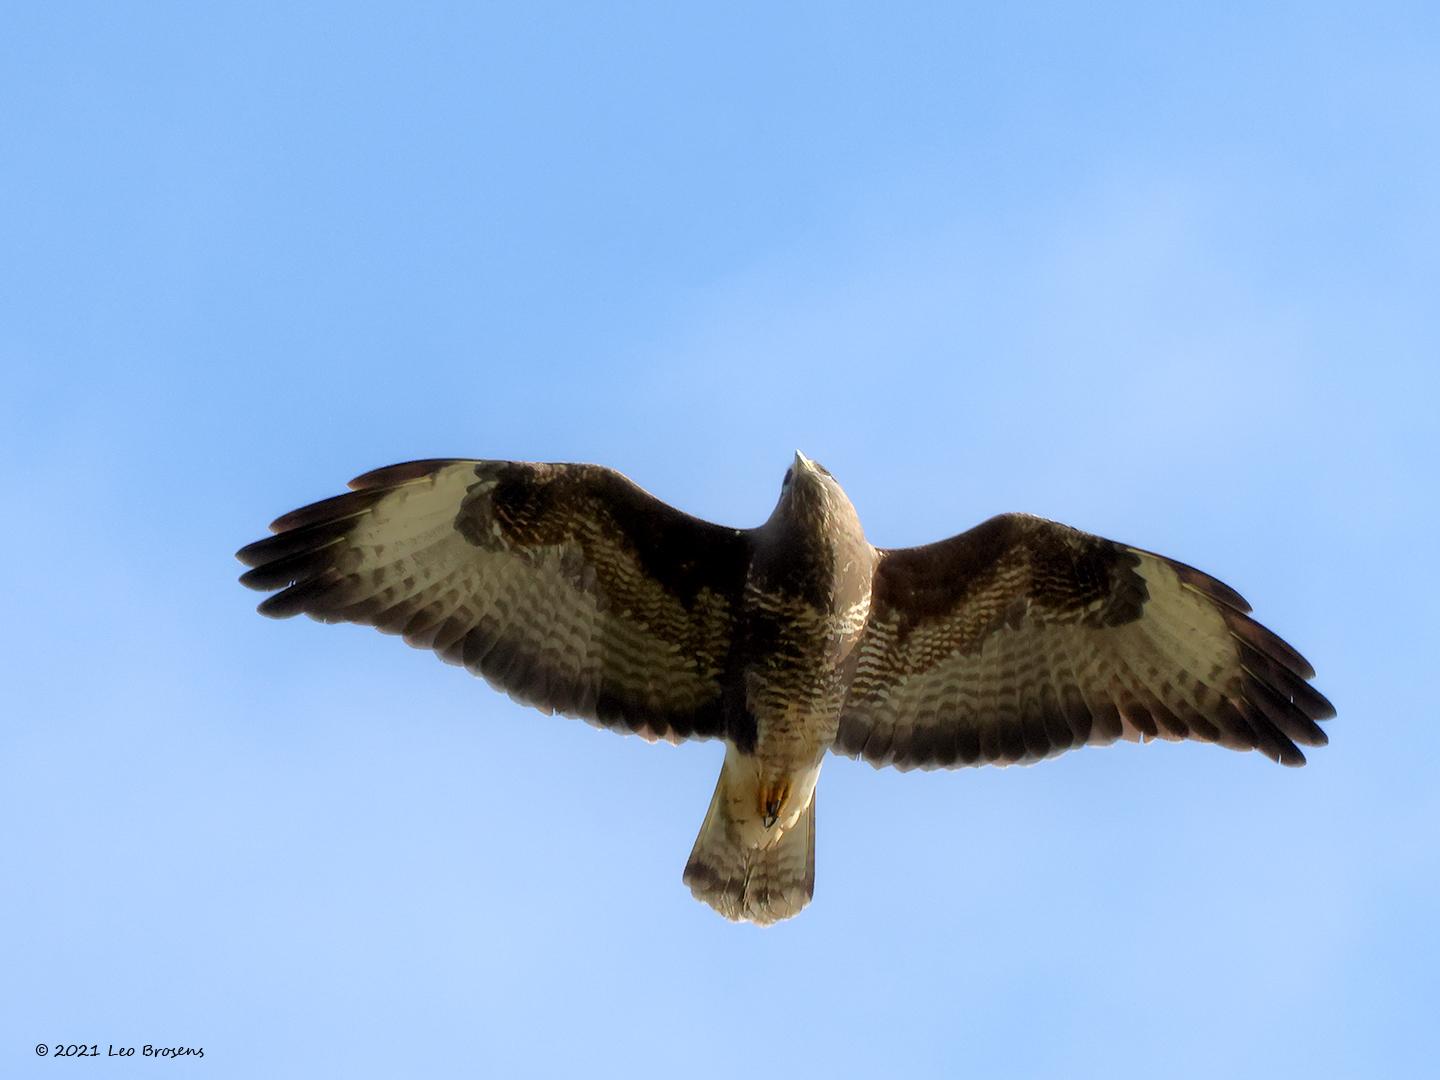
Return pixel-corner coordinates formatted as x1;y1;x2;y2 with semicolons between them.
771;451;861;534
756;451;873;606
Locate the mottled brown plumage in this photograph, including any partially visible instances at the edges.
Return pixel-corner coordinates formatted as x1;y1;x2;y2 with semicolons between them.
238;454;1333;925
836;514;1331;771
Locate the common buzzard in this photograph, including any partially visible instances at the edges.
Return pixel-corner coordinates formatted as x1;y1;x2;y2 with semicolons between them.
237;455;1332;925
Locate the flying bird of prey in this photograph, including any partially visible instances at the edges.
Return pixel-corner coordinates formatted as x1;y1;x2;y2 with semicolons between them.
237;454;1333;925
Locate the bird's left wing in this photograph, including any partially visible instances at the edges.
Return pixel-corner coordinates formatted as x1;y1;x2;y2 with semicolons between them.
237;460;751;743
835;514;1333;770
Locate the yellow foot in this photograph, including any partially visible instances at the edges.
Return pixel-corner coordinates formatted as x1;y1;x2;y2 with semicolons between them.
758;778;793;829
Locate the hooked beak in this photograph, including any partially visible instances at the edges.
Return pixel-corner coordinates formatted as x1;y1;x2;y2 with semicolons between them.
793;450;813;474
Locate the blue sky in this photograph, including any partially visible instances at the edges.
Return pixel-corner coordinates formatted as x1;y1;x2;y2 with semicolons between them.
4;3;1438;1077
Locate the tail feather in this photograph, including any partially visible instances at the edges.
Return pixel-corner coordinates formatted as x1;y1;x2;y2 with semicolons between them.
683;771;815;926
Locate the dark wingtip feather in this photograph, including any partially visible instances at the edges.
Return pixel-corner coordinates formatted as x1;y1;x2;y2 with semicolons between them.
1246;675;1330;749
236;512;369;570
1291;680;1336;722
237;542;345;591
1164;557;1252;613
1152;546;1335;758
1309;685;1336;721
1223;608;1317;680
253;573;352;619
256;460;461;542
235;538;268;567
269;488;388;534
1239;699;1309;767
239;474;402;598
255;590;309;619
1236;643;1336;721
348;458;470;491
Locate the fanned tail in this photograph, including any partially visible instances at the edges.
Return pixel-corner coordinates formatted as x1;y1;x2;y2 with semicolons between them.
682;764;815;926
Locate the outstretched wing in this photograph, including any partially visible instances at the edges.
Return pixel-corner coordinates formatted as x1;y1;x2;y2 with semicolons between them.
237;460;751;743
835;514;1333;770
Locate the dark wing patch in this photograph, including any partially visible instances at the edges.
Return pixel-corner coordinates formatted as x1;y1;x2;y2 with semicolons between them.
238;460;751;743
835;514;1333;770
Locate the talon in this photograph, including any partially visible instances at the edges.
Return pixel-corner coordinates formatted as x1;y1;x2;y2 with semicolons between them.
758;779;791;830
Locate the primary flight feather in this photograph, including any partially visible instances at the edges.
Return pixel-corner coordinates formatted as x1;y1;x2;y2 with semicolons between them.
237;455;1333;925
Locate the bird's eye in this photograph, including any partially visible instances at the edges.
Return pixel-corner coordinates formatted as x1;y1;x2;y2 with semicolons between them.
782;468;793;489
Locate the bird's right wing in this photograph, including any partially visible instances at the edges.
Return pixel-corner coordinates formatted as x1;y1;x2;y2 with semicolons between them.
237;460;751;743
836;514;1333;770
